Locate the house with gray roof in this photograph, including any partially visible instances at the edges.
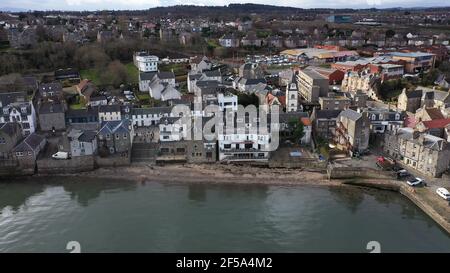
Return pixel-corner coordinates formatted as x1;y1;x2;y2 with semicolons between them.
61;128;98;157
384;127;450;177
334;109;370;154
38;101;67;132
397;88;423;113
139;71;176;92
12;133;46;169
38;82;63;100
310;108;342;141
131;106;173;127
0;122;22;159
98;119;133;154
0;91;37;136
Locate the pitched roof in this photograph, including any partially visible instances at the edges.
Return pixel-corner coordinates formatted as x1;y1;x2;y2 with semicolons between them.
422;118;450;129
99;104;121;113
315;109;342;119
38;101;65;114
404;89;423;98
99;119;130;135
131;106;173;115
0;122;21;137
339;109;362;121
13;133;45;152
425;108;445;120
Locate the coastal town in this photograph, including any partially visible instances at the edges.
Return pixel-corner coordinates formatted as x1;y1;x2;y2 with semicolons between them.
0;4;450;233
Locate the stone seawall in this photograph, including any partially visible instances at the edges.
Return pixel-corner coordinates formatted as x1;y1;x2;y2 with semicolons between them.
37;156;95;174
342;179;450;235
95;155;131;167
327;165;396;180
0;159;34;177
400;186;450;235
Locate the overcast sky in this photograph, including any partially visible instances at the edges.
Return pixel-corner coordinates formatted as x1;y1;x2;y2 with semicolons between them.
0;0;447;11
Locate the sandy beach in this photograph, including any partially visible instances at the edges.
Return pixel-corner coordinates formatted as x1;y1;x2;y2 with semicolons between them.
47;163;342;186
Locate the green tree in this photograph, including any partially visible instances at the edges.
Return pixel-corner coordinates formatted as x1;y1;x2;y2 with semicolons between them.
288;118;305;144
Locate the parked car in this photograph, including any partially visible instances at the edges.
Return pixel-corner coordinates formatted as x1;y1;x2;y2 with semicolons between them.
406;177;424;187
397;169;409;178
436;188;450;201
52;151;70;160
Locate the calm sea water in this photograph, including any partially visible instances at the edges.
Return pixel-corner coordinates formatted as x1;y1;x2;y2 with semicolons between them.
0;177;449;253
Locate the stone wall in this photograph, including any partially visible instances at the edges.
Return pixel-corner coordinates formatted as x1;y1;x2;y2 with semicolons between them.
37;156;95;174
327;165;396;180
95;153;131;167
0;159;33;177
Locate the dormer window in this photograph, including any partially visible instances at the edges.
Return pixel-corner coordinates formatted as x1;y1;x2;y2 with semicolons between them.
21;107;27;114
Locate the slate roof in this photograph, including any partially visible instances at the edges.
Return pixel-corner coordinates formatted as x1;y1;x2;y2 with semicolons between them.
38;101;65;114
0;122;21;137
12;133;45;153
99;119;130;135
314;109;342;119
139;72;157;81
339;109;362;121
78;130;97;142
131;106;173;116
38;82;62;95
99;104;121;113
405;89;423;98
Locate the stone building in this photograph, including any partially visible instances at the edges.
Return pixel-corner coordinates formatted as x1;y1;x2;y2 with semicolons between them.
37;101;67;132
310;108;341;142
334;109;370;154
98;119;133;154
397;89;423;113
384;127;450;177
0;122;22;159
297;68;329;103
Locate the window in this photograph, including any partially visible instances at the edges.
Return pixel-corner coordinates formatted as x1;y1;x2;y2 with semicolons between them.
115;134;120;140
123;134;127;139
106;134;111;140
224;144;231;149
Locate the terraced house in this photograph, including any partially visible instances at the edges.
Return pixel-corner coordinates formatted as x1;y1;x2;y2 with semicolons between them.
0;92;37;136
384;127;450;178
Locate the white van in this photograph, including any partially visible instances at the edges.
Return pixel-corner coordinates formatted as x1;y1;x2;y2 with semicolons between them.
52;151;70;160
436;188;450;201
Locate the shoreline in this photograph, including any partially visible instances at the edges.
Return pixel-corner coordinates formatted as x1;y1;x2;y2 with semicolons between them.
18;163;450;236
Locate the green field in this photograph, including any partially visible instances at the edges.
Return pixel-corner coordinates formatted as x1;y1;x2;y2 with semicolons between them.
159;63;188;77
80;62;139;85
125;62;139;84
80;68;101;85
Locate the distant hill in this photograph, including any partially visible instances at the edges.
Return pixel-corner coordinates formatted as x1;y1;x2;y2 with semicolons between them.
0;7;28;12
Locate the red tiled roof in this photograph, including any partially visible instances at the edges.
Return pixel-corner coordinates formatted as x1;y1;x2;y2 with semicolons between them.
425;108;445;120
301;117;312;126
278;95;286;107
422;118;450;129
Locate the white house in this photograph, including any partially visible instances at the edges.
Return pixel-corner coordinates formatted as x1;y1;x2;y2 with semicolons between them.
131;107;174;127
134;52;159;72
0;92;37;136
159;117;188;142
149;81;181;101
217;112;271;161
67;129;98;157
98;105;122;122
139;71;176;93
218;92;238;112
